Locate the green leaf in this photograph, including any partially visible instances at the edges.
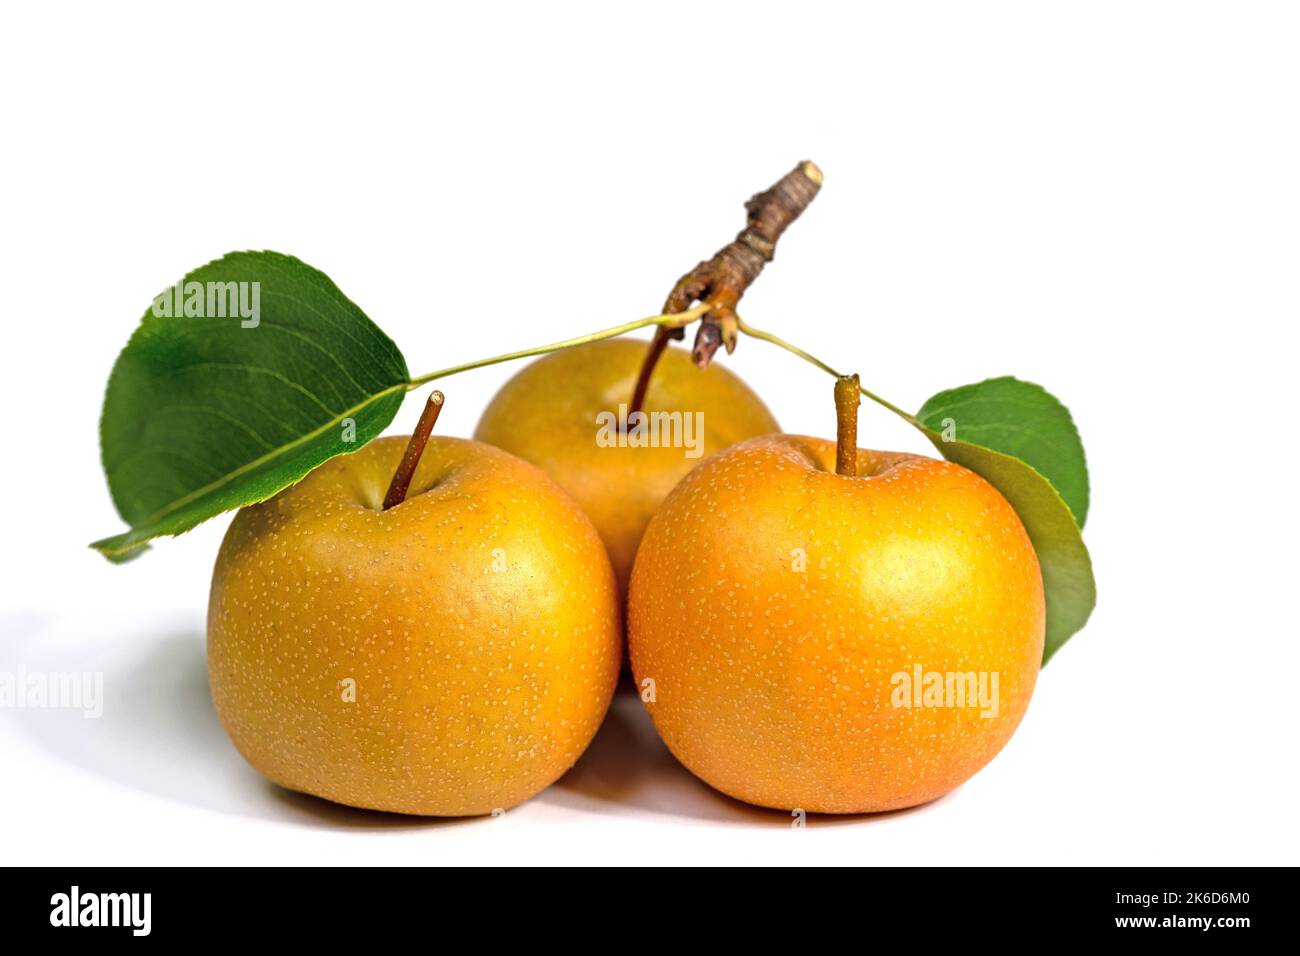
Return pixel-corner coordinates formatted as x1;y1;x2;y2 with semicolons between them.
915;428;1096;663
917;377;1089;527
93;251;409;560
910;377;1094;661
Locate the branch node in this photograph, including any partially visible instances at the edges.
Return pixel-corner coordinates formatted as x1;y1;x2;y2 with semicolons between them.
630;160;823;407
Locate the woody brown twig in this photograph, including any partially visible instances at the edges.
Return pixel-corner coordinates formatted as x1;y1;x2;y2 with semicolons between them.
629;160;823;415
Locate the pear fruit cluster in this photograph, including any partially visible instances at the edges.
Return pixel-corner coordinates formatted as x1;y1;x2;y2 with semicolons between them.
209;345;1046;817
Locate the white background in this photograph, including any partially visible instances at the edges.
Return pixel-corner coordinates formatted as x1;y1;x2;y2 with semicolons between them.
2;1;1297;865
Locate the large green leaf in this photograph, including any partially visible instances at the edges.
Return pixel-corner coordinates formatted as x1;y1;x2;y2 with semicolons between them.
93;251;409;561
907;377;1094;662
917;376;1089;527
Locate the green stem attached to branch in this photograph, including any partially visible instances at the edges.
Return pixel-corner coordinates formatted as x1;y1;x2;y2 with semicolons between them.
735;318;916;423
407;303;710;390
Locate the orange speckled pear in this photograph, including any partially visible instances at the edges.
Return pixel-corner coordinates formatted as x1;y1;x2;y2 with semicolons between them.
628;433;1045;814
208;435;621;816
474;338;778;594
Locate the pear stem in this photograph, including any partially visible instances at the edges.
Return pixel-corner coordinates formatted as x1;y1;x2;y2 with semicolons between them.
382;390;445;510
629;327;672;416
835;374;861;477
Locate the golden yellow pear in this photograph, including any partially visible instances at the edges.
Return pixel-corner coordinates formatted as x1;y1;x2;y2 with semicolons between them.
208;435;621;816
474;338;778;593
629;434;1045;814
